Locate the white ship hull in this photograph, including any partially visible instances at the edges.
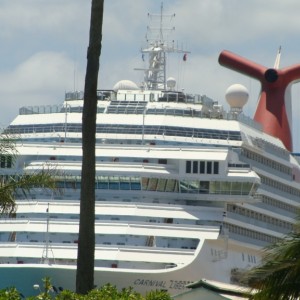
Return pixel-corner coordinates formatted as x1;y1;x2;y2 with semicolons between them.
0;236;262;297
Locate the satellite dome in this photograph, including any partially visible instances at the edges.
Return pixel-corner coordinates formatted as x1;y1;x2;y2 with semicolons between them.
166;77;176;90
225;84;249;110
113;80;139;91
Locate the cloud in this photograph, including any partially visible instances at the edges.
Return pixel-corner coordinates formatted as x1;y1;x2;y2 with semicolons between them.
0;1;90;41
0;52;77;93
0;51;84;126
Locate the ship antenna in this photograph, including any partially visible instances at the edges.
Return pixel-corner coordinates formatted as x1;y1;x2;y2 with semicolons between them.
159;2;164;42
134;3;189;90
274;46;282;69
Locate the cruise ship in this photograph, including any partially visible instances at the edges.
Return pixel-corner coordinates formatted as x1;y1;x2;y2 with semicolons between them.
0;4;300;297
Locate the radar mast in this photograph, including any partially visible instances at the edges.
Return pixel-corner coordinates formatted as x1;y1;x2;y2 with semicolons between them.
136;3;189;90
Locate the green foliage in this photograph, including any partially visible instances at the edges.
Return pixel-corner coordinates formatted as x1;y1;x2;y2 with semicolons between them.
247;212;300;299
0;287;22;300
145;289;172;300
0;134;17;160
55;289;84;300
80;284;143;300
0;282;172;300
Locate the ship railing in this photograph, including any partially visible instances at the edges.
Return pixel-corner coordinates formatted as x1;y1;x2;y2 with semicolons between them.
19;104;63;115
228;163;251;169
261;184;300;203
226;210;291;233
228;231;272;248
65;90;115;101
18;104;107;115
157;92;203;104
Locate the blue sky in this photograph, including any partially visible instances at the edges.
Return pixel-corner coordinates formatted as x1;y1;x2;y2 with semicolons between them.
1;0;300;150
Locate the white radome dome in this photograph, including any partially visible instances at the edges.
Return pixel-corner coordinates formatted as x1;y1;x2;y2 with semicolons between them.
166;77;176;89
225;84;249;109
113;80;139;91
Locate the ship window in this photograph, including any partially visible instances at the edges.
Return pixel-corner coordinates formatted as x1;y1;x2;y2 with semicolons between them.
158;159;167;164
131;177;141;190
56;181;65;188
141;177;149;190
213;161;219;174
109;180;119;190
200;161;205;174
0;156;5;168
180;180;189;193
231;182;241;195
207;161;212;174
65;181;76;189
6;156;12;168
193;161;198;174
120;176;130;190
189;181;199;193
147;178;158;191
165;179;177;192
200;181;209;194
131;183;141;190
99;182;108;189
157;178;167;192
210;181;220;194
120;182;130;190
186;161;191;173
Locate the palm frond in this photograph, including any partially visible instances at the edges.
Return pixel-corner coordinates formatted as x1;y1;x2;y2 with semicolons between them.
0;134;17;166
245;215;300;300
0;168;59;215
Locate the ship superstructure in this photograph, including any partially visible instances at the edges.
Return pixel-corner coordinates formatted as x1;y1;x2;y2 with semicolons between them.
0;4;299;297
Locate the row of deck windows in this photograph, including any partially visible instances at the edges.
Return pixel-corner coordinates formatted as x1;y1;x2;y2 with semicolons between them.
6;123;242;141
260;174;300;198
54;175;255;196
241;148;292;176
186;160;219;174
227;204;294;231
225;223;278;244
262;195;297;213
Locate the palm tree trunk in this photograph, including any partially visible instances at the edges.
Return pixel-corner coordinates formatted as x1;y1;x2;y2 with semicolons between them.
76;0;104;294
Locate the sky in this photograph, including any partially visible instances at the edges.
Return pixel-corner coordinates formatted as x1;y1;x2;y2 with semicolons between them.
2;0;300;151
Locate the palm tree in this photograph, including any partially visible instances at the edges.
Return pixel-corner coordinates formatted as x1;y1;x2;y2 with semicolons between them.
0;134;57;214
247;214;300;300
76;0;104;295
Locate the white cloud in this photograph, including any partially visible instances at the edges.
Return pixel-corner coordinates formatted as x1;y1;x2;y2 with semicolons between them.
0;52;77;93
0;51;84;126
0;1;90;41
